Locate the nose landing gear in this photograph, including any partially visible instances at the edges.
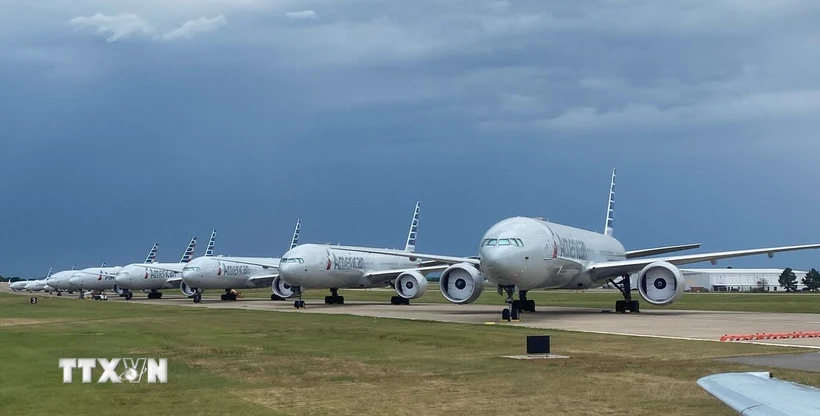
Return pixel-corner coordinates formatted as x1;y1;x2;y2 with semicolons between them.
499;287;536;321
293;287;305;309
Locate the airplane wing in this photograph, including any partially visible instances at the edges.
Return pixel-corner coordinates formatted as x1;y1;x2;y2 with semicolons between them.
74;270;118;277
585;243;820;281
166;277;182;284
697;372;820;415
624;243;701;259
333;246;481;266
363;265;451;283
247;274;278;287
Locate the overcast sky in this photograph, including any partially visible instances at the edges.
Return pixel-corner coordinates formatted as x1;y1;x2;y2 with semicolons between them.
2;0;820;277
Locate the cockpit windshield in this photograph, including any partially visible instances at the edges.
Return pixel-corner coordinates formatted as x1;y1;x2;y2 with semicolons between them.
482;238;524;247
281;258;304;264
182;266;201;271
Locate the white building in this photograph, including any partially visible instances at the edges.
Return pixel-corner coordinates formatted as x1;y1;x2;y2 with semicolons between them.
626;268;808;292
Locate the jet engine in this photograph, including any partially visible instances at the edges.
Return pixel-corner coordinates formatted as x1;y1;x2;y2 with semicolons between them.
394;271;428;299
180;281;197;297
636;261;684;306
271;276;295;298
439;262;484;304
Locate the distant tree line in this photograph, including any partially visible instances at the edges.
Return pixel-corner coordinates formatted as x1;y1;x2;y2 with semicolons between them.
778;267;820;292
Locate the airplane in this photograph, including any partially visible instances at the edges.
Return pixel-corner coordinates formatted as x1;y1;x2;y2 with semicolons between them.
221;202;453;309
45;265;80;295
698;371;820;415
180;222;300;303
333;168;820;321
9;278;28;291
24;267;55;292
68;262;124;296
112;235;200;300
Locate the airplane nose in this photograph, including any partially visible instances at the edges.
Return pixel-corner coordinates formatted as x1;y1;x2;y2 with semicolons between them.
114;275;127;285
69;276;82;287
480;247;518;281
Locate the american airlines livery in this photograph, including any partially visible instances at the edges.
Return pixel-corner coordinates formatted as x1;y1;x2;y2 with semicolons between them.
68;262;124;295
113;234;203;300
180;221;301;303
20;267;54;292
222;202;451;309
335;169;820;321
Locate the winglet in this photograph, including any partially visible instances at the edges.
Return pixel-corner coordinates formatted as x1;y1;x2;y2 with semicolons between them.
289;220;301;250
179;236;197;263
144;243;159;264
205;229;216;257
405;201;420;252
604;168;616;237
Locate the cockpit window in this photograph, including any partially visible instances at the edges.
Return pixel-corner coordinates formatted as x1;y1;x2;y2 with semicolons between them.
498;238;510;246
182;266;200;271
486;239;497;246
284;258;304;263
516;238;524;246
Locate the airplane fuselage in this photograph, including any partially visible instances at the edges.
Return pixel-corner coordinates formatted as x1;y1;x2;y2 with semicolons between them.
69;266;122;291
279;244;422;289
46;270;79;291
478;217;627;291
182;256;278;289
9;281;27;291
114;263;183;291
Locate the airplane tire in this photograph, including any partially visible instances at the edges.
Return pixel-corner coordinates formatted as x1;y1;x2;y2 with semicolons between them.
628;300;640;312
511;308;520;320
125;292;133;301
526;300;536;312
615;300;626;313
502;308;511;321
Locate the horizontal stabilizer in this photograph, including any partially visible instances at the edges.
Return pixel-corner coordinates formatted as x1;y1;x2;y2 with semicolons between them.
625;243;701;259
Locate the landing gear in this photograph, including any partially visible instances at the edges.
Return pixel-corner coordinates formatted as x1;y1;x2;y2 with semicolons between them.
609;274;640;313
193;293;202;303
293;287;305;309
125;292;133;301
324;288;344;304
147;290;163;300
498;287;533;321
271;294;284;301
57;292;62;296
390;296;410;305
221;289;237;301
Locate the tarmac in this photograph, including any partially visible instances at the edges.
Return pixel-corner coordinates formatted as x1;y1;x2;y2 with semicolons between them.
9;287;820;349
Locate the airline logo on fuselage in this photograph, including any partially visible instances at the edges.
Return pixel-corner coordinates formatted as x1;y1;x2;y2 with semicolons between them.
147;269;177;279
556;235;588;260
220;263;251;276
332;254;365;270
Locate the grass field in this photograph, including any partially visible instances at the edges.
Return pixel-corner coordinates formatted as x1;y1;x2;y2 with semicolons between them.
2;291;820;416
230;287;820;314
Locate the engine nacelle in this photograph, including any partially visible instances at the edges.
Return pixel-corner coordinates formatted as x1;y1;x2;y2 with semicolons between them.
636;261;685;306
272;276;296;299
180;281;198;297
439;262;484;304
394;271;428;299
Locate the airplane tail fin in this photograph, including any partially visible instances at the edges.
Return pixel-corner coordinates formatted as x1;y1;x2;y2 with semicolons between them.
144;243;159;263
46;267;53;279
289;220;301;251
71;264;76;271
100;262;106;267
179;237;197;263
603;168;616;237
205;229;217;257
404;201;420;252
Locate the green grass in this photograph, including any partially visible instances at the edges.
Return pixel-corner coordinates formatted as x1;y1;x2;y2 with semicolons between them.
2;292;820;415
232;287;820;314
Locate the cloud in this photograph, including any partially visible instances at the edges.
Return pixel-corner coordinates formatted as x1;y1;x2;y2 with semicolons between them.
285;10;316;19
69;13;155;42
68;13;227;42
162;15;227;40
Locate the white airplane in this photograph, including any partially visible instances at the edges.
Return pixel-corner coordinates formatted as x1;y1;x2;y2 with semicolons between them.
23;267;55;292
9;278;29;291
222;202;452;308
68;262;124;295
180;222;300;303
112;236;199;300
335;169;820;320
45;265;79;295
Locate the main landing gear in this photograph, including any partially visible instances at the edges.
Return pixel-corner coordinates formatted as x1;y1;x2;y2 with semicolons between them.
324;288;344;304
147;290;163;300
390;296;410;305
221;289;238;301
293;287;305;309
609;274;640;313
499;287;536;321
